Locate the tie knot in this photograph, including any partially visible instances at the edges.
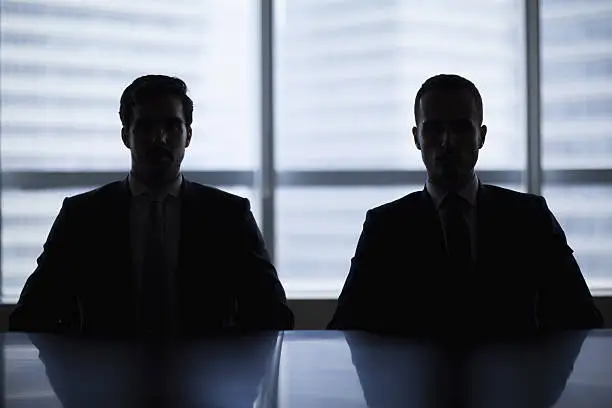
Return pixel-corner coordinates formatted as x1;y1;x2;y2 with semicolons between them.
441;193;468;211
148;197;164;217
146;192;165;205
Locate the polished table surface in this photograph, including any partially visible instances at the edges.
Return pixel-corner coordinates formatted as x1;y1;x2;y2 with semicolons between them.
3;332;282;408
281;331;612;408
3;330;612;407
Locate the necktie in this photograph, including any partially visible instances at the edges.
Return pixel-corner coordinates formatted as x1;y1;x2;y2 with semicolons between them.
441;193;472;273
141;198;168;334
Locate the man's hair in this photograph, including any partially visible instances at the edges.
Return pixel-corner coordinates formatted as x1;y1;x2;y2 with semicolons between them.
413;74;483;124
119;74;194;128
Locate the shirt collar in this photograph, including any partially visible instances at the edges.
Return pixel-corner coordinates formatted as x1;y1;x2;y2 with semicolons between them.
426;172;479;210
128;172;182;199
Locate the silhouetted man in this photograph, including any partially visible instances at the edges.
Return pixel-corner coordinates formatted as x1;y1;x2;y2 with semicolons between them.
10;75;294;335
328;74;602;333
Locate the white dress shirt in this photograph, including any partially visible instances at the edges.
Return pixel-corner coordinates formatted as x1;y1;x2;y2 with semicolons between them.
425;172;479;260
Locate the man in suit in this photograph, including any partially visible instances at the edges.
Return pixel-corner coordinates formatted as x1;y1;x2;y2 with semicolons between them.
10;75;294;335
328;74;602;333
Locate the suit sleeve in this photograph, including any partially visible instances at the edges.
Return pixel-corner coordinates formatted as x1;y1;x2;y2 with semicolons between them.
328;210;388;330
535;196;604;329
233;198;294;330
9;198;81;333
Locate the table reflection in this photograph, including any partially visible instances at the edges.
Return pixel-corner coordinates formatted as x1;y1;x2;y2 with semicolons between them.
7;332;281;408
467;332;587;408
345;332;454;407
5;330;612;408
345;332;589;408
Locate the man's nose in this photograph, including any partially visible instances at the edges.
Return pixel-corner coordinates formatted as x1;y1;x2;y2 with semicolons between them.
152;128;168;145
439;128;458;149
440;129;450;148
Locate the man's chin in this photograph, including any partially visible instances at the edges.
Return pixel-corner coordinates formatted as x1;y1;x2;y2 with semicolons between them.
144;163;178;177
444;171;474;187
146;159;175;171
430;169;469;185
151;155;173;164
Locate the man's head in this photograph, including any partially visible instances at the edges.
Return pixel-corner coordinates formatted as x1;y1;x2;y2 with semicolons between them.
412;74;487;189
120;75;193;186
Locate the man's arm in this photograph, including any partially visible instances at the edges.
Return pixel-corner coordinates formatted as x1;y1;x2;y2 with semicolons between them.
535;197;604;329
233;199;294;330
328;210;388;330
9;198;81;333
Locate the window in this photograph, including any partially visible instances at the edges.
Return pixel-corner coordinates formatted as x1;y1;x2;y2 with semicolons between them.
541;186;612;295
274;0;526;298
541;0;612;292
0;0;259;302
276;187;417;298
2;0;612;303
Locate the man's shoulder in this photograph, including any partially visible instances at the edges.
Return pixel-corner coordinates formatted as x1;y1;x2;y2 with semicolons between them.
368;190;424;218
184;180;249;211
366;184;548;218
63;180;127;208
480;184;545;209
62;179;250;214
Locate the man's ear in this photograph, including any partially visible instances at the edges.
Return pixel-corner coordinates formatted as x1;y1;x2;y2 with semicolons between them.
185;125;192;148
121;128;130;149
412;126;421;150
478;125;487;149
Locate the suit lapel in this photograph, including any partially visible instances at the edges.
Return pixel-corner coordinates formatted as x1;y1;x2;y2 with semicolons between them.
177;179;201;289
418;188;447;262
102;179;134;294
474;184;498;275
79;178;136;330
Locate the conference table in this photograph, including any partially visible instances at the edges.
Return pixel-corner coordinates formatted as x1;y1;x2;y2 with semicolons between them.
2;330;611;407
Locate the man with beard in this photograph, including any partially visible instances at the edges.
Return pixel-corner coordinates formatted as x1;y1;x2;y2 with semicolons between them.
10;75;294;335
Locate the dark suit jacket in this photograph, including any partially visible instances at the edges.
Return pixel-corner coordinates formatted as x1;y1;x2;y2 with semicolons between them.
328;184;603;333
9;178;294;334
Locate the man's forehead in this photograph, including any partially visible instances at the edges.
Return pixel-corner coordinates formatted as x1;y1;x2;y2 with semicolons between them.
419;88;477;120
133;94;183;118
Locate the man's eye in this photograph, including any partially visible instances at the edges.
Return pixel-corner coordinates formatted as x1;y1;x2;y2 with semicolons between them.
424;122;444;133
134;122;152;131
452;121;473;132
167;121;182;129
